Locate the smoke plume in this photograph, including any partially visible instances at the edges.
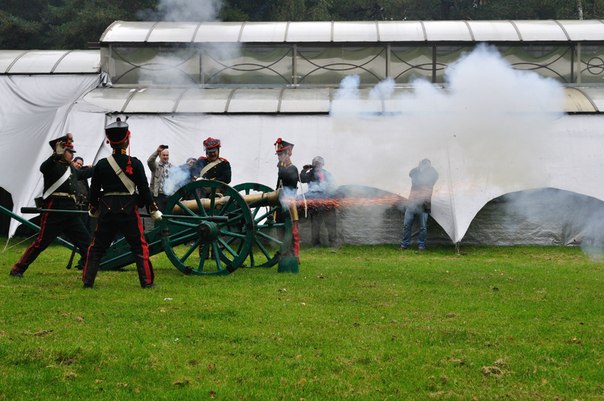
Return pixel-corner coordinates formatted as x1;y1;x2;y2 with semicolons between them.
163;165;193;196
327;44;568;245
140;0;223;21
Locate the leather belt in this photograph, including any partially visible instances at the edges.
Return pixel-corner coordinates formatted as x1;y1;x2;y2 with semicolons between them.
104;192;133;196
51;192;76;201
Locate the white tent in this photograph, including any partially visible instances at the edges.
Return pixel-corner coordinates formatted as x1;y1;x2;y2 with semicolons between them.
2;21;604;245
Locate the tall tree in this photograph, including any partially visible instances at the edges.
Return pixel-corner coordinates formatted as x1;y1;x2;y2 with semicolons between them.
2;0;603;49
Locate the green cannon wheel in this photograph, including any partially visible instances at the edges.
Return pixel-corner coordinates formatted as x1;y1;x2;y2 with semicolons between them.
159;180;254;275
232;183;292;268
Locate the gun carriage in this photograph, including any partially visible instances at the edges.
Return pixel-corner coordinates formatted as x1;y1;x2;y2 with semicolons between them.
3;180;294;275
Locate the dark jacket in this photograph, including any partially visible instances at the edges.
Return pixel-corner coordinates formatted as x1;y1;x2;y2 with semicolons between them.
190;157;231;184
40;155;93;200
300;167;334;198
89;152;154;213
407;166;439;212
277;163;299;191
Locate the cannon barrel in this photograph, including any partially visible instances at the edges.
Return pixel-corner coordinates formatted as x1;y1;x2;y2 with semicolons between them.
172;189;281;214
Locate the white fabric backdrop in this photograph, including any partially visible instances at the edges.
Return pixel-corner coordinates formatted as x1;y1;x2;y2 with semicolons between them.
0;75;103;237
3;76;604;243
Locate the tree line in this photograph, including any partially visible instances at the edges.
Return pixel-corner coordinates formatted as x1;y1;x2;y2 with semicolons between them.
1;0;602;50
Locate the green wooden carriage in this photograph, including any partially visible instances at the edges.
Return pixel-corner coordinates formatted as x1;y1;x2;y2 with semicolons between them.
3;180;293;275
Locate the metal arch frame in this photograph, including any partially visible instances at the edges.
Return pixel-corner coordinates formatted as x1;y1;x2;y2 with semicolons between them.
104;41;604;87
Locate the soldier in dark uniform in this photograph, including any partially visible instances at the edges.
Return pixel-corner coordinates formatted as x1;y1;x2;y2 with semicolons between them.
274;138;300;266
275;138;299;192
72;156;95;234
10;134;93;277
82;118;162;288
190;137;231;185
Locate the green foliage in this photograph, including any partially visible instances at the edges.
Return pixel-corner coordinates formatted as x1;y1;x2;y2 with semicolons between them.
45;1;127;49
1;1;604;49
1;241;603;400
0;10;43;49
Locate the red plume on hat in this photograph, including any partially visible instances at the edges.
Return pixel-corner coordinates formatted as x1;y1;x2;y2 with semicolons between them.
203;137;221;151
274;137;294;153
49;133;76;153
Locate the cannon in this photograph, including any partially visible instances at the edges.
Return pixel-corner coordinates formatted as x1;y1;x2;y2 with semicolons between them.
156;179;294;275
4;180;295;275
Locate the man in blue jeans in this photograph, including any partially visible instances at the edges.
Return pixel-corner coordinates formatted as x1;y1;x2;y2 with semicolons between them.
401;159;439;251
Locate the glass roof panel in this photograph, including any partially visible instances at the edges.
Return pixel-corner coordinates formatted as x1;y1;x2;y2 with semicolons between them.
10;51;68;73
99;20;603;44
377;21;425;42
228;88;281;112
53;51;100;73
333;22;378;42
176;88;232;113
286;22;332;42
81;88;133;113
576;87;604;112
194;22;243;42
101;21;157;42
466;21;520;42
124;87;183;113
240;22;288;42
0;51;27;73
79;86;604;114
147;22;199;42
512;20;567;41
564;87;597;112
559;20;604;41
280;88;331;112
0;50;100;74
423;21;472;41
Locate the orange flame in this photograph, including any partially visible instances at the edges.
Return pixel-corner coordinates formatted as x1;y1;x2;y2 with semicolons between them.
294;195;404;210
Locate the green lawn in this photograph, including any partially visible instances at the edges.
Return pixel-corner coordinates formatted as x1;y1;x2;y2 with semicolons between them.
1;241;603;400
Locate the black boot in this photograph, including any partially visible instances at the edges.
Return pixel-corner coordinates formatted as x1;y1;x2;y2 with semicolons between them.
82;256;100;288
134;255;155;288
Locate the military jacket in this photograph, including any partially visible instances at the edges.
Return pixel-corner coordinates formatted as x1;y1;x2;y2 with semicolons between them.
40;155;93;197
89;152;154;211
276;163;299;191
190;157;231;184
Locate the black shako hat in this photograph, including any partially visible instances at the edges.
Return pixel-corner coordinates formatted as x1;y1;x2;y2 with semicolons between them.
203;137;221;151
49;133;76;153
274;137;294;153
105;117;130;145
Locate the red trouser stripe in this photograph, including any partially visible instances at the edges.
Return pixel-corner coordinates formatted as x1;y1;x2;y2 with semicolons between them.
16;200;52;267
135;209;152;285
292;221;300;258
82;224;98;282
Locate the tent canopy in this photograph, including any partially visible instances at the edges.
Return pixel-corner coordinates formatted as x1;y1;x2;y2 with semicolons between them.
100;20;604;44
81;85;603;114
0;50;100;74
2;20;604;244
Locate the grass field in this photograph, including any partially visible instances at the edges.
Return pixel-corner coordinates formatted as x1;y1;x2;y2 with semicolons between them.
1;241;603;401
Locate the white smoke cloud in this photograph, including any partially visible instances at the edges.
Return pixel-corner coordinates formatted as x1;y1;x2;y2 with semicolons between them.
137;53;199;86
329;44;565;191
326;44;567;244
158;0;222;21
135;0;242;87
330;75;363;116
369;77;395;105
163;165;193;196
